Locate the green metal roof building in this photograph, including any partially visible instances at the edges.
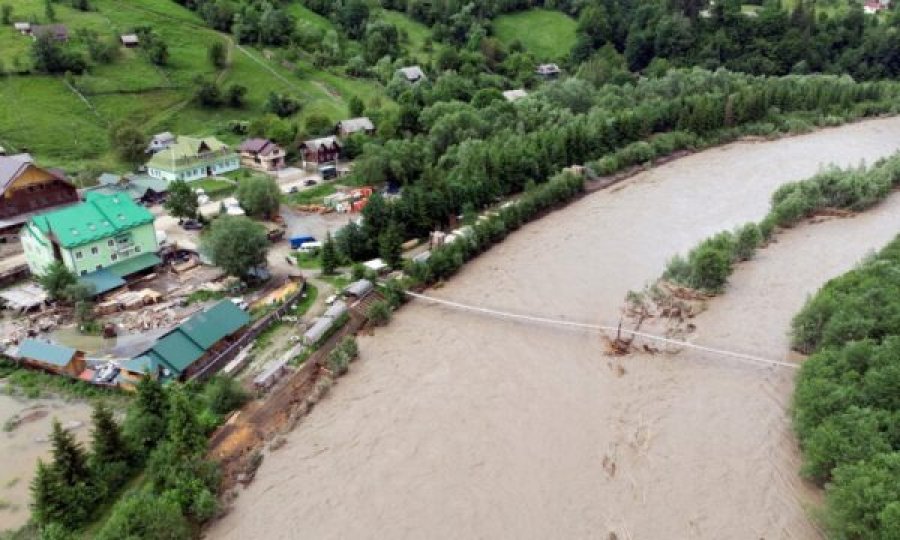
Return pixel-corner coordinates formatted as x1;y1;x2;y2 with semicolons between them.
20;192;161;294
145;136;239;183
136;300;250;379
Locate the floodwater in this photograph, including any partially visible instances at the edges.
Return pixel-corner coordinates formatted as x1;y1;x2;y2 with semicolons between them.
0;392;93;531
208;117;900;539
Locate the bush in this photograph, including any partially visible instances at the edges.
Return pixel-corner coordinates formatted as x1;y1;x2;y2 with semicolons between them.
95;491;191;540
366;300;392;326
201;376;248;416
326;348;350;376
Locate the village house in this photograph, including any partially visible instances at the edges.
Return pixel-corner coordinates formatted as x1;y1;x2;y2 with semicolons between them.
119;33;139;47
20;192;161;295
82;173;168;205
397;65;427;83
535;63;561;79
299;136;341;169
336;117;375;138
238;138;286;172
16;339;86;377
147;131;175;154
0;154;79;236
146;136;239;183
31;24;68;42
502;89;528;102
129;299;251;381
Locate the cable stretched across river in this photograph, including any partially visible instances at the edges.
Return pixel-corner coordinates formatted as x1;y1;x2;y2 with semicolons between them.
404;291;800;371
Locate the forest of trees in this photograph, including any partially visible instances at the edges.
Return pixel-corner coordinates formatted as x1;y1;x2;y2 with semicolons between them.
329;69;900;267
791;237;900;539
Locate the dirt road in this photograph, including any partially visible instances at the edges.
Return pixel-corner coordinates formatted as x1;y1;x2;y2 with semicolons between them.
208;117;900;539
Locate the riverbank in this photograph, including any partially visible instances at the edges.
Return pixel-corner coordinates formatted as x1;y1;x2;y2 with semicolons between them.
207;116;900;539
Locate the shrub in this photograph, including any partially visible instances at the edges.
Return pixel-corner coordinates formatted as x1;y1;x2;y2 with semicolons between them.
733;223;762;261
326;348;350;376
366;300;392;326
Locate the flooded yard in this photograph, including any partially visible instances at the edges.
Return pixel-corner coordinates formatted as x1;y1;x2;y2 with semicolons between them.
209;117;900;539
0;391;93;531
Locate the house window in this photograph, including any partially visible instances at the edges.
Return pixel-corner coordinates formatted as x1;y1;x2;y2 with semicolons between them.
80;270;86;276
96;265;102;270
108;239;114;247
135;245;141;253
75;250;83;259
110;253;118;262
91;247;98;255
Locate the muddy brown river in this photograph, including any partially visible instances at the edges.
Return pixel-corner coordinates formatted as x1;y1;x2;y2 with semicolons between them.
208;117;900;539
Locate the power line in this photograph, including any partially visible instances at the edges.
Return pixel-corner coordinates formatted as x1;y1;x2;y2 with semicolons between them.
404;290;800;371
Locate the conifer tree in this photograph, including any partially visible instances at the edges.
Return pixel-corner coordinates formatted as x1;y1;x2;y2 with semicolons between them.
50;420;89;486
321;232;338;275
30;460;66;526
91;401;128;465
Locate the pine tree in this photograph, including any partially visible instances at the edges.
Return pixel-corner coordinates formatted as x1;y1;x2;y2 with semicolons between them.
50;419;89;487
44;0;55;22
30;460;67;526
90;402;128;465
321;232;338;275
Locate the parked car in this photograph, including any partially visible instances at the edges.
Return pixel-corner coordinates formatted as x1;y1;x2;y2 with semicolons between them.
289;186;300;193
181;219;203;230
304;179;317;186
95;364;120;384
319;164;337;180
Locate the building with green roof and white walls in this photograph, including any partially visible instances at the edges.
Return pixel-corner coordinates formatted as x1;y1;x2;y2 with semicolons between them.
20;192;161;294
146;136;240;183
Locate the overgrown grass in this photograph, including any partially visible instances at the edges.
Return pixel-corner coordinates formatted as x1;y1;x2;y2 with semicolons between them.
0;358;128;403
284;183;337;205
191;178;235;197
292;250;322;270
492;9;577;60
292;282;319;317
184;289;226;306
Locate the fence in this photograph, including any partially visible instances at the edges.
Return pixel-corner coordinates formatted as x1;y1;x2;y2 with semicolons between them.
188;281;309;381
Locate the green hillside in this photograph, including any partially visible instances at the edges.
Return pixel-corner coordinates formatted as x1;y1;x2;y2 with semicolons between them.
0;0;389;173
493;9;577;60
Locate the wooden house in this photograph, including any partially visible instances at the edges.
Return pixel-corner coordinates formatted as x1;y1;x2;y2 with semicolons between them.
0;155;78;235
336;117;375;138
238;138;286;171
16;339;86;377
299;136;341;169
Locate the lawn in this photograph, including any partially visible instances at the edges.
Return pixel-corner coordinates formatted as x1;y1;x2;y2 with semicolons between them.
293;250;322;270
192;177;235;196
493;9;577;60
380;10;436;64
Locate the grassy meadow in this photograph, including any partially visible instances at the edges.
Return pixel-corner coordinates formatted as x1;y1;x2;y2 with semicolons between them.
0;0;391;173
492;9;577;60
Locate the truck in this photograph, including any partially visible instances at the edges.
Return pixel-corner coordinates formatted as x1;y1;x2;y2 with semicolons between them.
289;235;316;249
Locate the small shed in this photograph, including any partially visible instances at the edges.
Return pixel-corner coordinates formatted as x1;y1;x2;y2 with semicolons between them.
336;117;375;137
535;63;561;78
32;24;68;42
502;89;528;102
363;258;389;274
344;279;374;299
398;66;426;83
16;340;85;377
14;22;31;35
303;317;334;346
120;34;139;47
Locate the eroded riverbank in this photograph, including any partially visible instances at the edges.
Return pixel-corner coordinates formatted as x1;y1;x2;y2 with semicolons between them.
208;116;900;539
